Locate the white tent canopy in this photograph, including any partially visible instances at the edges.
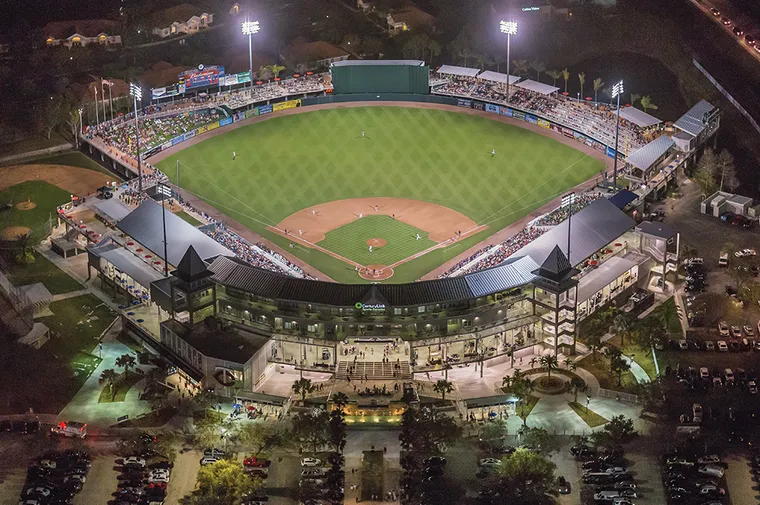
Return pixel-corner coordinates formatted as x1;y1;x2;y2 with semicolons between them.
513;79;559;95
618;106;662;128
437;65;480;77
477;70;521;85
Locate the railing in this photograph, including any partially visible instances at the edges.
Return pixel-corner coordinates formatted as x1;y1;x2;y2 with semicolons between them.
597;388;639;404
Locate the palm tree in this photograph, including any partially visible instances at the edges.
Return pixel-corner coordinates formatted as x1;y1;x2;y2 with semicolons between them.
578;72;586;99
143;368;166;395
427;39;441;65
593;78;605;103
331;392;349;412
564;358;577;373
433;379;454;401
658;301;679;336
586;332;603;360
291;378;314;402
561;68;570;93
512;59;529;77
570;378;588;403
613;312;635;346
115;354;136;376
546;69;561;87
474;53;491;71
529;356;538;369
630;93;641;106
267;64;286;80
530;60;546;81
258;65;271;80
100;368;117;399
640;95;658;112
539;354;559;380
722;241;736;258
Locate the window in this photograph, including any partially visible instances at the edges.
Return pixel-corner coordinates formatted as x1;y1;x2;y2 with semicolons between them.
394;308;402;315
417;306;425;313
307;324;317;333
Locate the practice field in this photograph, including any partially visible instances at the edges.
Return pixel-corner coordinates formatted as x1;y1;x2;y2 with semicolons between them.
157;106;604;282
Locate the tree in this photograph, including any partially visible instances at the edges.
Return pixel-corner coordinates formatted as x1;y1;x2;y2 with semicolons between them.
193;388;217;418
65;106;82;147
590;415;637;449
474;53;492;71
433;379;454;401
479;419;509;453
639;95;658;113
585;331;603;360
563;357;577;373
570;377;588;403
612;312;636;346
604;347;630;386
516;425;560;454
291;407;330;453
341;33;361;52
716;149;740;192
529;357;538;369
480;448;557;505
257;65;272;80
689;292;730;327
694;148;719;195
193;422;224;453
635;317;667;354
239;421;288;455
183;459;262;505
40;96;66;139
658;300;679;337
331;392;349;411
100;368;117;399
115;354;136;376
593;77;605;103
530;60;546;81
502;369;533;425
512;59;529;77
143;367;166;394
361;36;384;57
561;68;570;92
328;408;347;453
629;93;641;106
539;354;559;380
291;378;315;402
546;69;561;87
448;30;473;66
267;65;286;80
402;34;428;60
578;72;586;99
741;281;760;307
426;38;442;65
324;452;345;504
722;241;736;257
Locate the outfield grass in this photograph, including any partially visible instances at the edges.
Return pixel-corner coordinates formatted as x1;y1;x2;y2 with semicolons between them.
317;215;435;265
0;180;71;236
158;107;603;282
2;250;83;294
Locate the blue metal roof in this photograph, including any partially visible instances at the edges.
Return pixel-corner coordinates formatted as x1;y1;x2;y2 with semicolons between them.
607;189;638;209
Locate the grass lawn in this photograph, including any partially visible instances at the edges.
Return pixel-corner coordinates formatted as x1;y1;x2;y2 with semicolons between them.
568;401;609;428
41;294;118;363
0;180;71;237
158;107;603;282
606;335;658;381
2;132;69;157
317;214;435;265
24;151;120;178
99;372;144;403
1;250;83;294
518;394;540;421
577;354;639;393
192;409;227;424
175;210;202;227
648;297;683;335
361;450;384;501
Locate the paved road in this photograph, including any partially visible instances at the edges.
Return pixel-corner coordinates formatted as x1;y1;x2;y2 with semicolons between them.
73;455;118;505
0;436;26;505
164;450;201;505
725;452;758;505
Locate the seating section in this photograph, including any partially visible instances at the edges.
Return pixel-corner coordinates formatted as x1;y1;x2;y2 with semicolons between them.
336;360;411;380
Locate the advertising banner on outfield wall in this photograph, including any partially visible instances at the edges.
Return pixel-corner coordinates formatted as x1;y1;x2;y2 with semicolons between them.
485;104;499;114
537;119;551;129
563;127;575;138
161;141;172;150
606;146;617;158
550;124;562;134
512;110;526;120
234;111;245;121
206;121;220;132
273;99;302;112
185;130;196;140
499;106;511;116
473;101;485;111
196;124;210;135
525;114;538;124
220;117;233;127
171;135;184;146
456;98;472;108
246;108;259;119
144;146;162;158
258;104;273;115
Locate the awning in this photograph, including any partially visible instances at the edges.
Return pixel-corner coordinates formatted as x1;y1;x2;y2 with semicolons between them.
465;395;516;409
437;65;480;77
92;198;133;223
617;107;662;128
607;189;638;209
477;70;520;85
513;79;559;95
577;256;638;302
234;391;288;406
99;247;165;289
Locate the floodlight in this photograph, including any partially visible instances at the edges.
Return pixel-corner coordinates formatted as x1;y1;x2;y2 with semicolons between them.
242;20;260;35
500;20;518;35
129;82;142;101
612;80;624;98
561;192;576;208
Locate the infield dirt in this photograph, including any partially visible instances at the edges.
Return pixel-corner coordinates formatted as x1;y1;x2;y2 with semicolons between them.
0;164;115;195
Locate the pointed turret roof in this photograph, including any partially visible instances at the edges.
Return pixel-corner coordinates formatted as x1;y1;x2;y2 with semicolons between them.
360;285;390;307
173;245;213;281
532;245;577;283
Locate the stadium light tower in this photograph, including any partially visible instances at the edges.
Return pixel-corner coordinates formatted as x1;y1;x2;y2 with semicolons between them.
611;80;624;190
242;20;260;88
130;82;143;194
500;20;518;99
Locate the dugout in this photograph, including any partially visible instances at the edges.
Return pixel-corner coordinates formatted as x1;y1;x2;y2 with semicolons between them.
331;60;429;95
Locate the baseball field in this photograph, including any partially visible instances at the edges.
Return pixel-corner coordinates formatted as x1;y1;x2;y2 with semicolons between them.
156;106;604;283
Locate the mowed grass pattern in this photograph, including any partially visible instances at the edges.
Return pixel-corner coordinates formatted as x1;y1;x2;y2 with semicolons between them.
158;107;604;282
317;215;435;266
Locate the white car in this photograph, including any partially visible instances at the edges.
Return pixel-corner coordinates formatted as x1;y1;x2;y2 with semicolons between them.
717;340;728;352
200;456;219;466
25;488;51;497
749;381;758;394
713;376;723;387
718;322;729;336
699;484;725;495
478;458;502;467
301;457;322;467
698;464;725;477
699;368;710;379
123;456;146;467
148;474;170;484
692;404;703;423
149;469;170;477
697;455;722;465
735;248;756;257
744;325;755;337
37;460;56;470
63;475;85;484
724;368;735;384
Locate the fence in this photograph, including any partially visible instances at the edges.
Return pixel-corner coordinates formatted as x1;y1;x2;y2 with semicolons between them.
0;268;35;335
692;58;760;135
597;387;639;404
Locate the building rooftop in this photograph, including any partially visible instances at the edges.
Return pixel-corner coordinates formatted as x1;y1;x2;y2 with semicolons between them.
163;318;268;363
626;135;675;171
674;99;716;137
389;5;436;29
150;4;211;27
43;19;120;39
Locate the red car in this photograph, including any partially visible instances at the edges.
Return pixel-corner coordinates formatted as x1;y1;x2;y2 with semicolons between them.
146;482;167;489
243;457;270;468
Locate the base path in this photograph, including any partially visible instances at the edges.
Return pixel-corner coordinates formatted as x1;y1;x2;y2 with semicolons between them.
0;164;116;195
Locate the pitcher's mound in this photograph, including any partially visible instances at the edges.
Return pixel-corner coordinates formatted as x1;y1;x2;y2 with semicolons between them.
367;238;387;248
16;201;36;210
1;226;32;241
359;265;394;281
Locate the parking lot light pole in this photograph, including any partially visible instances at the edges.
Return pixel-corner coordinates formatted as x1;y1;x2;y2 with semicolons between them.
500;20;518;99
611;80;624;189
586;395;591;414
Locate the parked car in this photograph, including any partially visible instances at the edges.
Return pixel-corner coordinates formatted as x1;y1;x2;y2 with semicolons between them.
557;476;571;494
710;7;720;16
697;455;722;465
301;458;321;467
478;458;502;468
717;340;728;352
122;457;146;468
200;456;219;466
749;381;758;394
719;322;730;336
698;464;725;478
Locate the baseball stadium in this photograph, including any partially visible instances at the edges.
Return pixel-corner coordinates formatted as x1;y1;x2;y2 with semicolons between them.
53;59;719;400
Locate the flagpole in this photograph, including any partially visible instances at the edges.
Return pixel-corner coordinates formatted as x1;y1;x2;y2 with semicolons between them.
94;87;99;124
108;83;113;120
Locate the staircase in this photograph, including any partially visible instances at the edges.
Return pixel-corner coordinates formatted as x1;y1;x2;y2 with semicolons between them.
336;360;411;380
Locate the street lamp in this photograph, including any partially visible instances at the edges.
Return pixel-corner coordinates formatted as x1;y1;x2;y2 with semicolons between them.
242;20;260;88
157;184;171;277
130;82;143;193
611;79;624;190
500;20;518;100
561;192;576;260
586;395;591;414
77;108;83;148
